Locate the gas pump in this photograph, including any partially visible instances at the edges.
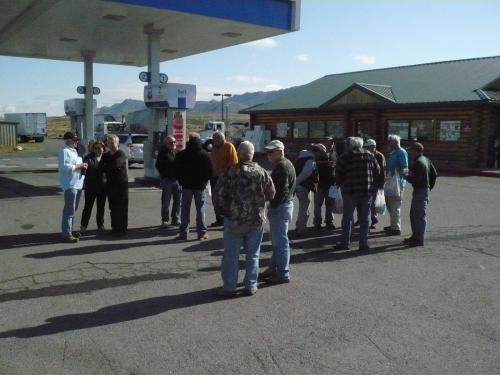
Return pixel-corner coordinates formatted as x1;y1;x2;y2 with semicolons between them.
141;82;196;178
64;98;96;155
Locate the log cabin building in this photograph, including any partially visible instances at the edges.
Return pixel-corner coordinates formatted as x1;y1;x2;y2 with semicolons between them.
241;56;500;168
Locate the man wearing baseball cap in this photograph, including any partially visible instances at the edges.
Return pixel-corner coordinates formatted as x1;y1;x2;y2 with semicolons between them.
58;132;88;242
260;140;296;284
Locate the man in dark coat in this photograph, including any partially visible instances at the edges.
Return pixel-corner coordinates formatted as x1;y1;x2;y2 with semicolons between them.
155;135;181;227
403;142;437;247
174;133;213;241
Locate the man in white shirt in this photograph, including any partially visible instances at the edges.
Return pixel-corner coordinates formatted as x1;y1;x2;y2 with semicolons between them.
58;132;87;242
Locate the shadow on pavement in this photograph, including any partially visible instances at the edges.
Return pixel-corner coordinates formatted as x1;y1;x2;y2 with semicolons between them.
0;176;60;199
0;272;191;304
0;287;223;338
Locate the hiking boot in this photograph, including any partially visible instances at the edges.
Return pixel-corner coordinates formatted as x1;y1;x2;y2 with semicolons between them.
359;244;370;252
198;233;209;241
61;235;78;243
386;229;401;236
334;243;349;251
243;287;258;296
265;275;290;285
259;268;275;280
216;288;238;298
325;223;336;230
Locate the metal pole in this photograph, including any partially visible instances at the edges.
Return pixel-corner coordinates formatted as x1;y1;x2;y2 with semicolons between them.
221;95;224;122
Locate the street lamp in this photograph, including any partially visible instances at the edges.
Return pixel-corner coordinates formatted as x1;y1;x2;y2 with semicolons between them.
213;93;232;122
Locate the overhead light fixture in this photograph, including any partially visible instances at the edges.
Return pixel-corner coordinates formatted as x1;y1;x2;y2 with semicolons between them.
221;32;242;38
103;14;126;21
60;37;78;43
161;48;178;54
101;3;127;21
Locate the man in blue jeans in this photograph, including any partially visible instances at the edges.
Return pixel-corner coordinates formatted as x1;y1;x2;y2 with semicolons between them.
334;137;381;251
260;140;296;284
173;133;213;241
213;141;275;297
403;142;437;247
58;132;88;243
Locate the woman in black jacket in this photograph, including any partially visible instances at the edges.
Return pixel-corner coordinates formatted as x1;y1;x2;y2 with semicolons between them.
80;140;106;232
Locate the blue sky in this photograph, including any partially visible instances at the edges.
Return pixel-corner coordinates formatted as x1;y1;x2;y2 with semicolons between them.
1;0;500;116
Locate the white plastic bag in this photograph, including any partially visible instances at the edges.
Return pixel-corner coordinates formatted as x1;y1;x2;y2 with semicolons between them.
329;185;343;214
384;172;401;198
374;189;386;215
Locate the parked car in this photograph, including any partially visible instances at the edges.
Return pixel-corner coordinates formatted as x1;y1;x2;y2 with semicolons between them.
117;133;147;165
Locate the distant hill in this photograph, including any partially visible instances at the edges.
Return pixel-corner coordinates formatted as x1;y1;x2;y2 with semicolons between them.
95;86;298;115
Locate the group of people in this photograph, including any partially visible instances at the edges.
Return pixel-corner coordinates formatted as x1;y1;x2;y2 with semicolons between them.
211;134;437;297
58;129;437;298
58;132;128;242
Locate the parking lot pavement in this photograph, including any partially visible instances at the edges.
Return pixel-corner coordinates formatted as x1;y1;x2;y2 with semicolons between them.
0;171;499;375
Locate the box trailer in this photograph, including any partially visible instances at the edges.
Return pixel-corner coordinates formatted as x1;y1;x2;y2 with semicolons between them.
4;113;47;143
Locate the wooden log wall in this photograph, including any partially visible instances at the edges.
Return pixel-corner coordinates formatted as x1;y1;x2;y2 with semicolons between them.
250;104;499;168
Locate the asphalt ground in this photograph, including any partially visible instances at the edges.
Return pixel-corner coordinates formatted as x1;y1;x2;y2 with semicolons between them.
0;168;499;374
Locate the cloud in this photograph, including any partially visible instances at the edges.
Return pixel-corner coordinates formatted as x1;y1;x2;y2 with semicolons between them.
353;54;376;65
295;54;309;62
0;104;17;116
227;75;271;84
244;38;278;49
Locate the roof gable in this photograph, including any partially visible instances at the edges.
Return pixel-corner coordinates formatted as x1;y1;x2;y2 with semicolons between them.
322;83;396;107
242;55;500;113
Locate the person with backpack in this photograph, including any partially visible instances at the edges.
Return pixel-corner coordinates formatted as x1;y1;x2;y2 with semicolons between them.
293;144;320;236
402;142;437;247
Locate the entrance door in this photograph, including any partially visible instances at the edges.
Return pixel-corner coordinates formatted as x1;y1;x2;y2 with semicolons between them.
354;119;375;140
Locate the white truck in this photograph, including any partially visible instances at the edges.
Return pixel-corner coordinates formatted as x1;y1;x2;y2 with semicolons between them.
4;112;47;143
199;120;225;150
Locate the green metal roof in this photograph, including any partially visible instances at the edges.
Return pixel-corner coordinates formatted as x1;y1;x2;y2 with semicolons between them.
242;56;500;113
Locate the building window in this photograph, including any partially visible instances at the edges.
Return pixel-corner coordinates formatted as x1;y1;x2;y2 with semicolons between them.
439;120;461;141
410;120;434;141
309;121;325;139
293;121;308;138
276;122;288;138
326;120;345;139
387;120;410;139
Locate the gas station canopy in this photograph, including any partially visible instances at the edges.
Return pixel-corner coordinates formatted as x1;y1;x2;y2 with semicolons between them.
0;0;300;66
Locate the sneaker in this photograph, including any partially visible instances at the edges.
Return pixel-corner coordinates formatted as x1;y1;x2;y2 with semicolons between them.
259;268;275;280
405;238;424;247
80;226;87;234
359;244;370;252
383;226;393;231
61;235;78;243
97;225;106;232
369;223;377;230
265;275;290;285
314;224;322;230
243;287;258;296
175;235;187;241
325;223;336;230
72;231;81;238
216;288;238;298
334;243;349;251
403;236;416;244
198;233;209;241
161;220;168;227
353;220;360;227
170;220;180;227
386;229;401;236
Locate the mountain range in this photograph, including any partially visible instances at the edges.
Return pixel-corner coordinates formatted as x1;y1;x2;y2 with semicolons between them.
96;86;297;115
